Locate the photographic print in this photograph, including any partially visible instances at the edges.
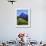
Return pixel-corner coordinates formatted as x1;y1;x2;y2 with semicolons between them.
16;8;31;28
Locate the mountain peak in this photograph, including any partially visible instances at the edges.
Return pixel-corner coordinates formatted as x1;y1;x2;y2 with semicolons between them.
19;12;28;21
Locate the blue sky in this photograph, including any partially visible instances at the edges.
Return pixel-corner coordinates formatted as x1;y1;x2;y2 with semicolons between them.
17;10;28;16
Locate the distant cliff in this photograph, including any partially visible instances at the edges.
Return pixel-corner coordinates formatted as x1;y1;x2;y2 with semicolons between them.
19;13;28;21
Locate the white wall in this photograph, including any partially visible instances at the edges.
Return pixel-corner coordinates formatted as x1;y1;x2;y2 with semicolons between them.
0;0;46;42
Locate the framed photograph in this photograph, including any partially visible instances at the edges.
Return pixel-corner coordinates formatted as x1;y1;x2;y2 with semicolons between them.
15;8;31;28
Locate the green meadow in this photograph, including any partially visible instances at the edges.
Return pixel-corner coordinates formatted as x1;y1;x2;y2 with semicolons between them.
17;16;28;25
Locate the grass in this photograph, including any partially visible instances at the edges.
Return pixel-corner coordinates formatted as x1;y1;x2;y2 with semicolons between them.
17;16;28;25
